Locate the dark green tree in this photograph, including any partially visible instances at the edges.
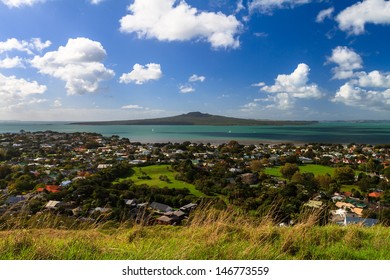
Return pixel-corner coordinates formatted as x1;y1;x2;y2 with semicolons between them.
333;166;355;185
280;163;300;180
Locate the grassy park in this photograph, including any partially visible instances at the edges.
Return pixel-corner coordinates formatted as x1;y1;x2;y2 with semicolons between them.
116;164;204;197
264;164;335;178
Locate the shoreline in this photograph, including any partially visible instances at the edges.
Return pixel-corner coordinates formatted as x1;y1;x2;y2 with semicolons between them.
129;138;306;146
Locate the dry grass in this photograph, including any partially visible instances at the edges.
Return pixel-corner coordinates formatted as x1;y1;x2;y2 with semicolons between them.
0;205;389;260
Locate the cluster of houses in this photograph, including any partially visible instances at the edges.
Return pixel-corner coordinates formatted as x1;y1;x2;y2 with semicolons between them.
2;131;389;175
1;131;389;226
305;190;384;226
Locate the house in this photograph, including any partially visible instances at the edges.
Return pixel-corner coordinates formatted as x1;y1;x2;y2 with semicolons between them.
156;210;187;225
331;209;378;226
90;207;111;214
240;173;259;185
335;201;355;210
352;207;364;217
175;210;187;218
343;191;353;197
166;210;187;219
60;180;72;187
368;191;383;199
331;208;347;224
156;215;175;225
6;195;27;205
180;203;197;213
299;157;313;164
45;200;62;210
37;185;62;193
71;207;82;216
344;215;378;227
303;200;323;209
149;202;173;213
331;195;344;202
137;202;148;208
124;199;137;207
97;164;113;169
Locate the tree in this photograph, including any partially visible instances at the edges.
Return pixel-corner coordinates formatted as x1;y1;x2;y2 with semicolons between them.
316;174;332;190
249;160;263;173
357;174;379;193
8;174;36;194
227;140;241;154
285;155;299;164
0;164;12;179
383;167;390;180
319;156;333;166
303;149;316;159
333;166;355;185
291;171;304;185
280;163;299;180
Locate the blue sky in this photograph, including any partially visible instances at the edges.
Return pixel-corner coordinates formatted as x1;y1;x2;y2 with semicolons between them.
0;0;390;121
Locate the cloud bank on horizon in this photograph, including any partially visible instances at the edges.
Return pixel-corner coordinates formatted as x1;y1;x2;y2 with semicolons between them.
0;0;390;121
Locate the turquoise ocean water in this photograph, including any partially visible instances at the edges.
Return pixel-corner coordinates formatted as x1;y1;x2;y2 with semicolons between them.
0;121;389;144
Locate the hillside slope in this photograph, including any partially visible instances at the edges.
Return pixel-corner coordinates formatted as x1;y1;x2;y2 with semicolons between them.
72;112;318;126
1;210;389;260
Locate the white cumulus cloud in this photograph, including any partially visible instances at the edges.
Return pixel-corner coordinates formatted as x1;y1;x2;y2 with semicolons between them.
332;68;390;111
31;38;52;51
89;0;103;4
326;46;363;80
257;63;322;109
1;0;45;8
31;37;115;95
188;74;205;83
119;63;162;85
0;38;51;54
179;85;195;93
333;82;390;110
28;97;48;104
249;0;311;14
336;0;390;35
251;82;266;87
119;0;242;49
0;73;47;102
0;56;24;68
236;0;245;13
121;104;144;110
316;7;334;23
241;102;258;112
53;99;62;107
356;70;390;88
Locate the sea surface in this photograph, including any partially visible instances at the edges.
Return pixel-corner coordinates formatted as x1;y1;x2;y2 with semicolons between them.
0;121;390;144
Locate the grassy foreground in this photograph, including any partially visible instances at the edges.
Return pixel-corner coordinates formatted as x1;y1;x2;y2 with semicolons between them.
1;209;390;260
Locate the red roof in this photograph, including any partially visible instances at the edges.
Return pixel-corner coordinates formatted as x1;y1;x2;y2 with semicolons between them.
344;191;352;197
368;192;383;198
37;185;62;193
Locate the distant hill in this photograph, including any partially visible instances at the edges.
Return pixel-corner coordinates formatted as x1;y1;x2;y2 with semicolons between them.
71;112;318;126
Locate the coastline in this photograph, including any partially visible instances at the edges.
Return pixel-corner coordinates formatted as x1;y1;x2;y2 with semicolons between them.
132;138;305;146
1;121;390;145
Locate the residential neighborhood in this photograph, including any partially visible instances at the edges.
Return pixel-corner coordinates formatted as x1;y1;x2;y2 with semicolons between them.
1;131;390;227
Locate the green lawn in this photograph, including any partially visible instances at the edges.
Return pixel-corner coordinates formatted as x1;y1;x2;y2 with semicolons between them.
340;184;360;193
264;164;335;178
117;164;205;197
264;164;362;192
